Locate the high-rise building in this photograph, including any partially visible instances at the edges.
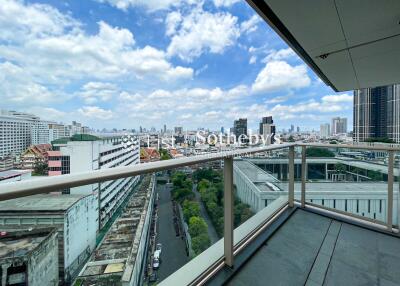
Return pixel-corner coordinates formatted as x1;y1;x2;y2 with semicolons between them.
331;117;347;135
163;124;167;133
0;110;41;159
290;124;295;133
320;123;330;138
48;136;140;229
354;85;400;143
174;126;183;134
259;116;276;143
296;126;300;133
234;118;247;139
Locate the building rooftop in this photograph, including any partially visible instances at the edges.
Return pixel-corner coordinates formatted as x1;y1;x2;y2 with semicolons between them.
0;194;88;212
75;175;154;285
0;170;31;181
0;228;56;260
234;160;279;183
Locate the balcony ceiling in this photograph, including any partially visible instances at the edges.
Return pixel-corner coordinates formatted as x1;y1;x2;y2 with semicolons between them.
248;0;400;91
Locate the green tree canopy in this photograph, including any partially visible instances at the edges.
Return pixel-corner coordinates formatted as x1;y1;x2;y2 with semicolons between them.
182;200;201;222
306;147;335;157
191;233;210;255
188;216;208;237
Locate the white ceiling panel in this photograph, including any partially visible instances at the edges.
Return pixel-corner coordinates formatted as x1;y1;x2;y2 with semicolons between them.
250;0;400;91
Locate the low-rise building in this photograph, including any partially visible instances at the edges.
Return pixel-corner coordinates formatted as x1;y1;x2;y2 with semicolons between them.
76;175;156;286
0;194;98;285
0;228;59;286
0;169;32;184
234;159;399;224
140;147;160;162
20;144;52;169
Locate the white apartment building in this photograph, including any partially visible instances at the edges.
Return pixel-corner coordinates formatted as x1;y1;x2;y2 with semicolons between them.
331;117;348;135
320;123;330;138
0;110;37;158
49;136;140;229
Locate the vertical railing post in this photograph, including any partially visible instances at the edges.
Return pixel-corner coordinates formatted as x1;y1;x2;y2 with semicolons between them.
387;151;394;231
301;146;306;208
224;156;234;267
288;145;295;207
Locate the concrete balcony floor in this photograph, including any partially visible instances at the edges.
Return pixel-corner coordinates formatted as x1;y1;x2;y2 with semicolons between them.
226;209;400;286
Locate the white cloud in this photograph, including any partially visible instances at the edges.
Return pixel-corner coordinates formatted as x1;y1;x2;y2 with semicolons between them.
249;55;257;64
0;0;80;42
263;48;296;62
213;0;240;7
96;0;194;11
0;0;193;94
165;11;182;36
240;15;261;34
78;106;114;120
77;82;119;104
26;107;67;121
321;94;353;103
0;61;58;104
252;61;311;94
166;9;240;61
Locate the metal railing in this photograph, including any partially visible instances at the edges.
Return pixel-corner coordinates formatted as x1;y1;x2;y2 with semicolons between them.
0;142;399;275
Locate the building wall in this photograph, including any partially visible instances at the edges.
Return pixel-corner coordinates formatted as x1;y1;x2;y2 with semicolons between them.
49;139;140;229
27;231;59;286
354;84;400;143
234;162;399;224
0;195;98;284
63;195;98;281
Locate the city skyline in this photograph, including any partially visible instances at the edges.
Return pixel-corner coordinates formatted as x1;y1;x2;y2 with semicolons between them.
0;0;352;130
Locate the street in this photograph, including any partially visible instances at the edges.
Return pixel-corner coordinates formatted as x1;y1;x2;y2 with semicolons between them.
156;183;189;282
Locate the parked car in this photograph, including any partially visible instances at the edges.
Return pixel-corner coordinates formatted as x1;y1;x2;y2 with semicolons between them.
153;258;160;269
154;249;161;260
156;243;162;253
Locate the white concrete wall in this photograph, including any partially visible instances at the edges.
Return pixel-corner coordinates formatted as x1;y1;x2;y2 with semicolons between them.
63;194;98;277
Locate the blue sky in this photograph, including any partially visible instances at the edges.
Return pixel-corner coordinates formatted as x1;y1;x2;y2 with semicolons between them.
0;0;353;131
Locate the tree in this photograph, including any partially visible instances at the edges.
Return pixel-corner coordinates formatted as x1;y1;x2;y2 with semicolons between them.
171;187;194;203
306;147;335;157
182;200;201;222
188;216;208;237
287;135;295;142
197;179;210;191
33;162;48;176
191;233;210;255
335;163;346;173
159;148;172;160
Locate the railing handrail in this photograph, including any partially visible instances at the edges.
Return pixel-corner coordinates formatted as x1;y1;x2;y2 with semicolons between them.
0;143;294;201
0;142;399;202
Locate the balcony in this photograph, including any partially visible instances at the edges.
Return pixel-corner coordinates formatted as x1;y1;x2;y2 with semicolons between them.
0;143;399;285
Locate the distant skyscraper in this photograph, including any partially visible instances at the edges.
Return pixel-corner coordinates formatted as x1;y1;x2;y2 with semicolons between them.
290;124;294;133
233;118;247;139
354;85;400;143
259;116;275;144
296;126;300;133
320;123;330;138
259;116;273;134
174;126;183;134
163;124;167;133
221;126;225;134
331;117;347;135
